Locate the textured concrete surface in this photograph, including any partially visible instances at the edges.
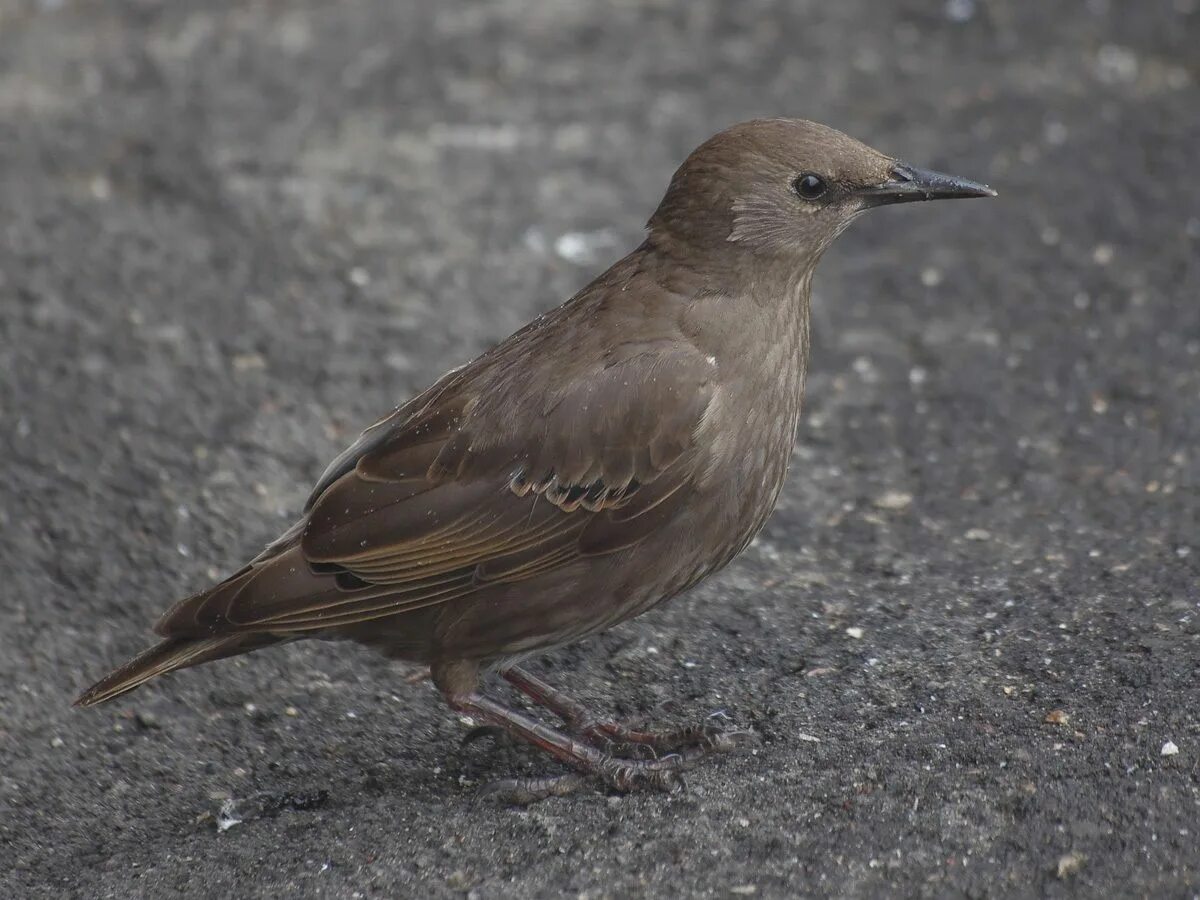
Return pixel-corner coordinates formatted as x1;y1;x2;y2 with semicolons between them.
2;1;1198;897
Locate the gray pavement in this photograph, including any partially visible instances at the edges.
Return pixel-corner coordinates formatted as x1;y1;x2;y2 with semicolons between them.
1;1;1198;897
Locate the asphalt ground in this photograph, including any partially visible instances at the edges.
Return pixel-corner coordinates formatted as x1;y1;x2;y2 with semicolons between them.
1;1;1198;897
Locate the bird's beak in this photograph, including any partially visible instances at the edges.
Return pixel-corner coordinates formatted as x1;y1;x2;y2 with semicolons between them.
858;163;996;206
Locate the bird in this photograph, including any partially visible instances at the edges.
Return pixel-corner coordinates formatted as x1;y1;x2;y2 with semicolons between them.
76;118;994;800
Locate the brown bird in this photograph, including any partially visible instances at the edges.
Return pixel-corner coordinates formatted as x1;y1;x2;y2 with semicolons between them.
76;119;993;799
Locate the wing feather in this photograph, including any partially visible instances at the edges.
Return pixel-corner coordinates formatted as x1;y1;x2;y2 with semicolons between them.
157;326;718;640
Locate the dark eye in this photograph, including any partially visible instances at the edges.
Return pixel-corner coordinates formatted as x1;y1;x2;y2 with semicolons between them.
793;173;827;200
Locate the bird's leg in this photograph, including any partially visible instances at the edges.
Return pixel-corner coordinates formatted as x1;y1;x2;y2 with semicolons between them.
501;665;752;755
443;690;689;802
499;666;609;737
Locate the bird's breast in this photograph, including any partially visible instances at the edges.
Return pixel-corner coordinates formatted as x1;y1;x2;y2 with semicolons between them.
688;295;811;571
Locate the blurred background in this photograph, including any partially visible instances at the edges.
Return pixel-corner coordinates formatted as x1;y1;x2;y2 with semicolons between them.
1;1;1197;897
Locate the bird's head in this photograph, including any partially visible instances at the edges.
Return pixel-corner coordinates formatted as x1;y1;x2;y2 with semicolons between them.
648;118;995;265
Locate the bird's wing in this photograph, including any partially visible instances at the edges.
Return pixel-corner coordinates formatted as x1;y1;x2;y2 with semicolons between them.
155;342;717;635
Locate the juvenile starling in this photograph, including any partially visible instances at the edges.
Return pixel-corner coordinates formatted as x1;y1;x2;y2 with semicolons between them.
76;119;994;798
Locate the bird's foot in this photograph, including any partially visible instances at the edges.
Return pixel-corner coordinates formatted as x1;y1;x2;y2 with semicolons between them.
445;667;753;805
592;752;688;792
579;713;756;758
477;752;688;804
477;772;586;805
500;665;755;758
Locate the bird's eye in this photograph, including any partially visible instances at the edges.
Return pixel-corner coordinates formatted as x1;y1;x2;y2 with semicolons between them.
792;173;827;200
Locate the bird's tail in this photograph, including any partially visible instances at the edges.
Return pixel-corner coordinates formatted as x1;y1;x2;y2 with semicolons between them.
73;633;276;707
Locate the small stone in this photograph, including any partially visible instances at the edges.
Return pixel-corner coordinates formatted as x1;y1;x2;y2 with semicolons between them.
965;528;991;541
851;356;878;382
1092;243;1114;265
943;0;975;22
1045;709;1070;726
348;267;371;287
730;887;757;897
384;351;412;372
1095;44;1138;84
446;870;474;890
920;266;942;287
1161;740;1179;757
1056;852;1086;879
874;490;913;511
845;626;865;639
90;175;112;200
134;712;160;730
231;352;266;372
554;230;618;266
1043;120;1068;146
285;706;299;717
216;799;242;833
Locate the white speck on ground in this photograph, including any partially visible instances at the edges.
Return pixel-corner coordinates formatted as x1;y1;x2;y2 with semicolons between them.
554;230;620;265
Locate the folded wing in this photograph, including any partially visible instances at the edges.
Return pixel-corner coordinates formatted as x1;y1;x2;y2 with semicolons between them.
154;343;717;638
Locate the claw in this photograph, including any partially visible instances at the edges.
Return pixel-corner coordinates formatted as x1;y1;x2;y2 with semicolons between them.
703;728;758;753
477;773;586;805
604;721;757;755
595;752;688;793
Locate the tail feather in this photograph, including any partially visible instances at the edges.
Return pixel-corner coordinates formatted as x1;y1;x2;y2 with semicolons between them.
73;634;275;707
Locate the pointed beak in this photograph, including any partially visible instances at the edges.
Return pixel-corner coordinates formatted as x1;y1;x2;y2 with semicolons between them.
858;163;996;207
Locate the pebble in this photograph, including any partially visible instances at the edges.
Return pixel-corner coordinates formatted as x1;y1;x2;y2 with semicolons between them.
1043;120;1068;146
1161;741;1179;757
944;0;976;22
1095;44;1139;84
874;490;913;511
1057;852;1086;879
554;230;619;266
231;352;266;372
